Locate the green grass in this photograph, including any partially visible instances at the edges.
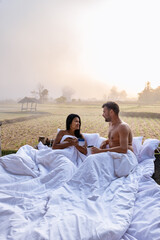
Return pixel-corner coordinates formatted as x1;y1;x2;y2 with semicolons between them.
2;150;17;156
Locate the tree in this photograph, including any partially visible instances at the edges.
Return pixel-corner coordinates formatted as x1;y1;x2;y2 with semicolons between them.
119;90;127;101
138;81;160;104
31;84;49;103
39;88;49;103
153;86;160;103
108;86;127;101
138;81;153;104
108;86;119;101
55;96;67;104
62;86;75;102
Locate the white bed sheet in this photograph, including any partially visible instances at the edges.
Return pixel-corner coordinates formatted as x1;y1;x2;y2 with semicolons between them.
0;134;159;240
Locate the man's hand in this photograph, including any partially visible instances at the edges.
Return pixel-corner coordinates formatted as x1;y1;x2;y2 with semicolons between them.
92;147;102;154
100;139;109;149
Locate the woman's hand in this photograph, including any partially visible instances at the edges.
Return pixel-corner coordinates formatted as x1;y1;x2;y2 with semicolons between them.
66;138;78;146
64;137;87;155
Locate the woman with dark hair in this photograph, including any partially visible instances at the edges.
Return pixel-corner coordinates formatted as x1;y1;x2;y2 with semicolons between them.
52;114;87;155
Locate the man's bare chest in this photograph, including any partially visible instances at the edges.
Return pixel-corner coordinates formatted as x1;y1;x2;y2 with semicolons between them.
108;126;119;140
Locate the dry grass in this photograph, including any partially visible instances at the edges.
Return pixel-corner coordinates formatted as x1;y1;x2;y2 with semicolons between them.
1;103;160;150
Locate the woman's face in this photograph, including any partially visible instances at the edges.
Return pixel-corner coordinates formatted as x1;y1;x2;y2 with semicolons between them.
70;117;80;130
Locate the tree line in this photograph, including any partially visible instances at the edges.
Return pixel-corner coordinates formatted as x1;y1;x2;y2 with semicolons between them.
30;82;160;104
138;82;160;104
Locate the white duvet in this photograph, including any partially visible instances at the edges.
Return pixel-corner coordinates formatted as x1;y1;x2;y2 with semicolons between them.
0;133;159;240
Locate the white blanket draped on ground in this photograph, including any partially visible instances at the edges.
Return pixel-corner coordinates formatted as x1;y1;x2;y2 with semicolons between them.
0;134;160;240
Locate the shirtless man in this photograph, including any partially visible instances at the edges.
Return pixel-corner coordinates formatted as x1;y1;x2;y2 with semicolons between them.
92;101;133;154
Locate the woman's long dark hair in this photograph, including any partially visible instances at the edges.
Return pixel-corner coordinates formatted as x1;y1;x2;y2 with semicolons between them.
66;114;83;138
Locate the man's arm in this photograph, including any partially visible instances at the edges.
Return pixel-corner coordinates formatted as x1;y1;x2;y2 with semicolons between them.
92;124;129;154
100;139;109;149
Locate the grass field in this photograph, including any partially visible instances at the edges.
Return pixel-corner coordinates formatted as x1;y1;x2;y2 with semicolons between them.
0;102;160;151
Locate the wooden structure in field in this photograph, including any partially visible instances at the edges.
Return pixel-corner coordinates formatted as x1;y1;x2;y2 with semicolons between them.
18;97;38;111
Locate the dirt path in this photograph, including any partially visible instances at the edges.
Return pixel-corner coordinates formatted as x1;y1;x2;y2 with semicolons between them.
1;112;52;125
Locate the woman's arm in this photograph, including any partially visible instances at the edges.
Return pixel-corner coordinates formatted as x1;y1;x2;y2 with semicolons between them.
74;140;87;155
52;131;87;155
73;134;87;155
66;135;87;155
52;130;73;149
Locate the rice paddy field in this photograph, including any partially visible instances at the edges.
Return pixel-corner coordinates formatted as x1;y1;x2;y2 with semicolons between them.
0;102;160;151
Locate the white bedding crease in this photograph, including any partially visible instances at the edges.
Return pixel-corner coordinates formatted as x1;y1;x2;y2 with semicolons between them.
0;133;160;240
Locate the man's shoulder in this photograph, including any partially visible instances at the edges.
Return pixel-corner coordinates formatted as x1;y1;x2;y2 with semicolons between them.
120;121;129;126
118;122;131;130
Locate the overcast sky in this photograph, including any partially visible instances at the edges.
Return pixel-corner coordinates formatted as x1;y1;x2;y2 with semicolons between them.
0;0;160;100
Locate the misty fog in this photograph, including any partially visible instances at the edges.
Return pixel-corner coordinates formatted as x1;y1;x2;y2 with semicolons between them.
0;0;160;101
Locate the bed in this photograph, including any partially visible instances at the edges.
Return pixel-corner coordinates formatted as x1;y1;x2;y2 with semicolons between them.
0;133;159;240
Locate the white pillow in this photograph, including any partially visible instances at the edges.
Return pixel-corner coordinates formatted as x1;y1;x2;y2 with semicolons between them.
97;136;107;148
138;139;160;162
132;136;143;158
83;133;100;147
57;129;103;147
56;130;159;163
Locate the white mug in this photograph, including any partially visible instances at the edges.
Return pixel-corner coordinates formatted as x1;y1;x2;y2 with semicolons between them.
78;138;85;146
87;145;93;155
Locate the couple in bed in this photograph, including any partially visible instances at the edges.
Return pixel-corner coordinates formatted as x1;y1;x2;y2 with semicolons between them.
52;101;133;157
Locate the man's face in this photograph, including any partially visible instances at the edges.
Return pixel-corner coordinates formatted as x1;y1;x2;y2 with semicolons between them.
102;107;111;122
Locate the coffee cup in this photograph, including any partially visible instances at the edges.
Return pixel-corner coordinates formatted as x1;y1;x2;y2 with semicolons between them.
87;145;93;155
78;138;85;146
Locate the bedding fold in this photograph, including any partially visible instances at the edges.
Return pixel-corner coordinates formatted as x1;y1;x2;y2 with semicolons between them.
0;135;159;240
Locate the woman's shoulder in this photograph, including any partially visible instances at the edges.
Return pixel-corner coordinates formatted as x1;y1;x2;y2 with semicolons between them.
58;129;67;136
81;133;85;139
55;130;68;142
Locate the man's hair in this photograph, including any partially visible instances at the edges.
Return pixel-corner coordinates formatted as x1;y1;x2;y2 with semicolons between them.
102;101;120;115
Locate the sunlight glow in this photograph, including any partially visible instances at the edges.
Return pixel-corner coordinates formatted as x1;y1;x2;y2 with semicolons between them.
77;0;160;97
0;0;160;100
